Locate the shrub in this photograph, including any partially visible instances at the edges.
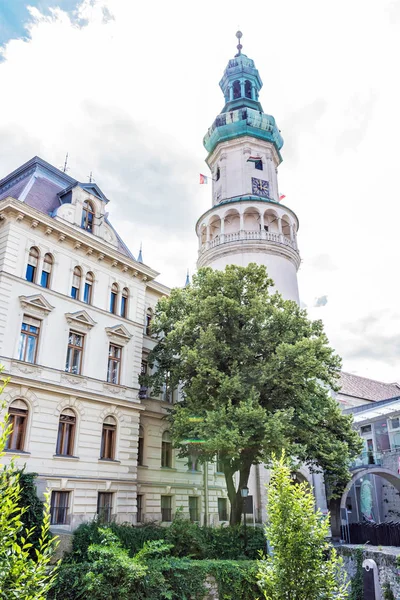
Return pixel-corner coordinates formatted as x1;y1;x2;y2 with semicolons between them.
257;454;348;600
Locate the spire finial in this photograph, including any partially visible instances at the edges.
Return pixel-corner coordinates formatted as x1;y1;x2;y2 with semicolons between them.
137;242;143;263
185;269;190;287
235;30;243;56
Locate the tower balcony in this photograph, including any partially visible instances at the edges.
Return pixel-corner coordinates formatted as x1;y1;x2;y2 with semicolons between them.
197;229;300;269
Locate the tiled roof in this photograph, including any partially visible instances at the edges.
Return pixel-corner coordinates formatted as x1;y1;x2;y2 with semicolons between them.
0;157;135;260
339;371;400;403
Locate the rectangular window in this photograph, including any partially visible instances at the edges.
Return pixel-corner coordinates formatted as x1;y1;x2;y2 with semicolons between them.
107;344;122;384
40;270;49;288
138;434;144;466
218;498;228;521
161;495;172;522
50;491;70;525
100;418;116;460
374;419;391;452
120;295;127;318
137;494;143;523
65;331;84;375
216;452;223;473
6;407;28;451
56;414;76;456
26;263;35;282
18;316;40;364
97;492;113;523
83;282;91;304
360;424;372;435
189;496;199;522
390;418;400;430
110;291;117;313
255;159;263;170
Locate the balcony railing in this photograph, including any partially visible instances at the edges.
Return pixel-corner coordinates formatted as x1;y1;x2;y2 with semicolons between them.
350;451;384;470
199;230;298;255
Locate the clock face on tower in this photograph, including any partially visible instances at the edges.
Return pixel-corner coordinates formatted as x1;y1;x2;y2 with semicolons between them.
252;177;270;198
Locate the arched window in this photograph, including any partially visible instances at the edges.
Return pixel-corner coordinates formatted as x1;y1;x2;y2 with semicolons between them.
56;408;76;456
120;287;129;318
138;425;144;466
145;308;153;336
233;80;241;99
81;200;95;232
100;416;116;460
26;247;39;283
245;80;252;99
6;399;28;451
40;253;53;288
110;283;118;314
216;167;220;181
161;430;172;468
71;266;82;299
83;272;94;304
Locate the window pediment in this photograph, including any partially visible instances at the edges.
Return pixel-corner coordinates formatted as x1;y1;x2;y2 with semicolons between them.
65;310;97;331
105;324;132;345
19;294;54;316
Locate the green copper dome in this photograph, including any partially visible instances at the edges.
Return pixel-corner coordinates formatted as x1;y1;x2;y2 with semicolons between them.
203;36;284;159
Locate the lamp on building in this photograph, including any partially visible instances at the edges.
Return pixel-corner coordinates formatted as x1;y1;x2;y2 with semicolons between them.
241;486;249;554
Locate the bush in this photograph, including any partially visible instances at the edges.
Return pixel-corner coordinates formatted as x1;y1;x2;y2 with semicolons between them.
69;517;265;562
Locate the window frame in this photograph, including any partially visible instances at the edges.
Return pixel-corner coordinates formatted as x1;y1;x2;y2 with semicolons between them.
65;330;84;375
97;492;113;523
100;416;117;460
83;272;94;304
40;253;53;288
107;343;122;385
110;283;118;314
189;496;199;522
120;288;129;318
81;200;95;232
71;266;82;300
145;308;153;336
50;491;70;525
161;431;172;468
218;497;228;521
18;315;40;364
56;409;76;456
137;494;143;523
138;426;144;466
26;247;39;283
5;401;28;451
161;495;172;522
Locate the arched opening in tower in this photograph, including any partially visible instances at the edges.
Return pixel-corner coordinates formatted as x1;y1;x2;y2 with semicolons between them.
245;80;252;99
233;80;241;99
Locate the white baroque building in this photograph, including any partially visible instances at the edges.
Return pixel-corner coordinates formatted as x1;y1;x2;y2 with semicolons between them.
0;156;228;531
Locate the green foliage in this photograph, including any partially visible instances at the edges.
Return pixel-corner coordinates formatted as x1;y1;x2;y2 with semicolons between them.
349;548;363;600
0;390;58;599
383;582;395;600
143;264;363;523
17;469;46;555
51;526;259;600
68;517;265;561
257;454;348;600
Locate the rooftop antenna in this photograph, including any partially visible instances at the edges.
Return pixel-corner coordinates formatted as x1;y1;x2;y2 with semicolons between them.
87;171;94;183
235;30;243;56
60;152;70;173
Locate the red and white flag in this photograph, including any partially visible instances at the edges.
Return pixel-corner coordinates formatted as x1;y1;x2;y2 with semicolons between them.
279;194;286;201
199;174;208;184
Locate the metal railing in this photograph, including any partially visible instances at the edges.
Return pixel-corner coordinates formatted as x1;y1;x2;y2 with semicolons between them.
342;522;400;546
349;450;384;470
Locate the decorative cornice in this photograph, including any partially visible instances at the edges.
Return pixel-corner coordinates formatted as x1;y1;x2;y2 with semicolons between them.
105;324;133;345
65;310;97;331
19;293;55;317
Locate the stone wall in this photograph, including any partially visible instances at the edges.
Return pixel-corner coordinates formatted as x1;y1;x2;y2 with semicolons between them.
337;544;400;598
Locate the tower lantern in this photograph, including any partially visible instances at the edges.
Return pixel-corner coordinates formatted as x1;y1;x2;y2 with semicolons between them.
196;33;301;304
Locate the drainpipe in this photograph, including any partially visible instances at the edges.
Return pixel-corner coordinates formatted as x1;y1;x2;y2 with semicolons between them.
204;461;209;526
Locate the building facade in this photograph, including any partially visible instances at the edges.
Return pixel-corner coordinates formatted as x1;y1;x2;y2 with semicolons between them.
0;156;228;531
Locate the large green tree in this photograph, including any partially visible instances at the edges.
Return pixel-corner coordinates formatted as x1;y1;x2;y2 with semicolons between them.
144;264;362;524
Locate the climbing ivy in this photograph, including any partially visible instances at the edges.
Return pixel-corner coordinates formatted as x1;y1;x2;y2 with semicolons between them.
349;548;363;600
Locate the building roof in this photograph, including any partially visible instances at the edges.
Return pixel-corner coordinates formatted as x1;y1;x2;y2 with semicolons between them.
0;156;134;260
339;371;400;403
344;396;400;423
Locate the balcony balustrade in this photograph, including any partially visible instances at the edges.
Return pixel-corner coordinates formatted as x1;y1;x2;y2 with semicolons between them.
199;229;298;255
349;450;384;470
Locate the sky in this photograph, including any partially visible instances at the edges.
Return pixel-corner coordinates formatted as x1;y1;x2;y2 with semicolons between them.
0;0;400;383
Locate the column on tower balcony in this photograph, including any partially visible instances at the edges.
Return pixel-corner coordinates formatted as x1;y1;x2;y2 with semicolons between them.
251;84;256;100
240;79;244;97
229;84;233;101
277;217;283;242
206;224;211;249
260;212;266;239
239;212;244;239
220;215;225;243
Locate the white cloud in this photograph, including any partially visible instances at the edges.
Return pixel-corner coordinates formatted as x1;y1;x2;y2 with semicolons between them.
1;0;400;382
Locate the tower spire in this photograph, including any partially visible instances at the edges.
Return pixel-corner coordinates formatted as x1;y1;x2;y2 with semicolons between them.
235;30;243;56
137;243;143;263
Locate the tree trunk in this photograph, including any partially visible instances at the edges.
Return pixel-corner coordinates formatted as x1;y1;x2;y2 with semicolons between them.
224;461;252;526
